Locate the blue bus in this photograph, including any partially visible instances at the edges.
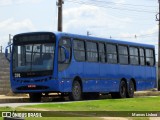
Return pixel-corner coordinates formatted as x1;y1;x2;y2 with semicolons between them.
5;32;156;102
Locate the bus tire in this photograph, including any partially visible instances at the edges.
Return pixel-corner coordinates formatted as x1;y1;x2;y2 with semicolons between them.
119;80;127;98
29;93;41;102
126;80;135;98
111;80;127;98
69;80;82;101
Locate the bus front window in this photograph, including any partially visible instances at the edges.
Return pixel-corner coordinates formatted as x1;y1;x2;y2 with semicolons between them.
13;43;55;72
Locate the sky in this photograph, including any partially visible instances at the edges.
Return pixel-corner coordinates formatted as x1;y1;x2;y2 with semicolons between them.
0;0;158;57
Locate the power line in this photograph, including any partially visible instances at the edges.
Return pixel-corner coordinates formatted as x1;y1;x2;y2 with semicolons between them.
65;0;157;14
93;0;157;8
94;32;158;39
115;32;158;39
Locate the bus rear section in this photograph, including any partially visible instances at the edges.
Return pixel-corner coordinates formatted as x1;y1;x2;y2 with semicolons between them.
58;37;156;100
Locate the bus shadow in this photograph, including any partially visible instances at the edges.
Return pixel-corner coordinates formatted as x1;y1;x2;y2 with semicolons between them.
41;94;113;103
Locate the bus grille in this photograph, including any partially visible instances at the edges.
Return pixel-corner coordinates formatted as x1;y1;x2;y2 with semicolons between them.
14;77;52;83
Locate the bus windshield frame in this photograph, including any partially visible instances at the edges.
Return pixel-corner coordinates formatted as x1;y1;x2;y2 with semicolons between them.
12;33;55;75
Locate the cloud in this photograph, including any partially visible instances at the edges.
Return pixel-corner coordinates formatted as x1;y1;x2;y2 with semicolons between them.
113;0;126;4
0;18;36;50
0;18;35;33
16;0;42;4
63;5;131;36
117;25;158;46
0;0;42;6
0;0;12;6
119;26;158;39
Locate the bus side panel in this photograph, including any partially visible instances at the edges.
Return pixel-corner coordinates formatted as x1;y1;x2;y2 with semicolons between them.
58;72;73;92
145;66;152;90
118;65;131;87
58;60;84;92
153;67;157;88
83;62;100;92
99;64;119;92
145;66;156;90
133;66;146;91
151;67;157;88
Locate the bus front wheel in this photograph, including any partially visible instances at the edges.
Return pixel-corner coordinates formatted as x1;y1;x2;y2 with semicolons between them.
69;80;82;101
29;93;42;102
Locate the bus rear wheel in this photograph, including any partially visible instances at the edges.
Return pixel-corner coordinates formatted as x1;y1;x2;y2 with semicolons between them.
29;93;42;102
111;80;127;98
119;80;127;98
127;80;135;98
69;80;82;101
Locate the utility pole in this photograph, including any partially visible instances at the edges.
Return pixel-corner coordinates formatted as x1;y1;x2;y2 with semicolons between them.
0;46;2;53
87;31;91;36
57;0;64;32
9;34;12;53
157;0;160;90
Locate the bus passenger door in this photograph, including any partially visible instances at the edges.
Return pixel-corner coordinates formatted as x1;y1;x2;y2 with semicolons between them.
58;38;72;92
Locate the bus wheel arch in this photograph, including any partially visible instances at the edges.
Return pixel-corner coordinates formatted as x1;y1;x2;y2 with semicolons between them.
73;76;83;90
69;76;83;101
111;78;127;98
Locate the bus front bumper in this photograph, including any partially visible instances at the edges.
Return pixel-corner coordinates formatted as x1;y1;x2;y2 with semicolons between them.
11;78;62;93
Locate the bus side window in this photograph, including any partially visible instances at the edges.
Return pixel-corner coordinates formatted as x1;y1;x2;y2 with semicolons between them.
106;44;117;64
139;48;145;66
129;47;139;65
86;41;98;62
58;38;71;71
118;45;129;65
98;43;106;63
73;39;86;61
145;49;154;66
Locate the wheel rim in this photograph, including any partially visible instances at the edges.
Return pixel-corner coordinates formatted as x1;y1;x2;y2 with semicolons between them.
120;81;126;98
73;82;81;100
129;81;134;96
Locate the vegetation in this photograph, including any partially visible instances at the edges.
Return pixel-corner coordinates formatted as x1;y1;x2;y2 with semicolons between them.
0;96;159;120
19;96;160;111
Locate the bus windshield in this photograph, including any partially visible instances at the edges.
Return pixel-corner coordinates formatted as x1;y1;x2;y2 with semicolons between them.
13;43;55;72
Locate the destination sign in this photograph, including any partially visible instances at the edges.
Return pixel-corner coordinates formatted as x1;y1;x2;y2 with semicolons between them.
13;33;55;45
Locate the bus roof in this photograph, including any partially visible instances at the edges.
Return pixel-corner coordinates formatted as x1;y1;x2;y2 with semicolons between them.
54;32;155;48
14;31;155;48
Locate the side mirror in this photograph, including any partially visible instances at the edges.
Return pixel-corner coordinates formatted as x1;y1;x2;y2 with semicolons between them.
63;46;69;60
5;44;12;62
59;46;69;63
5;48;8;57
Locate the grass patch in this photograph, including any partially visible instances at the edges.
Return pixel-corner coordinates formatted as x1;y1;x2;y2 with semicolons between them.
19;96;160;111
0;107;15;120
0;97;159;120
0;106;13;111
